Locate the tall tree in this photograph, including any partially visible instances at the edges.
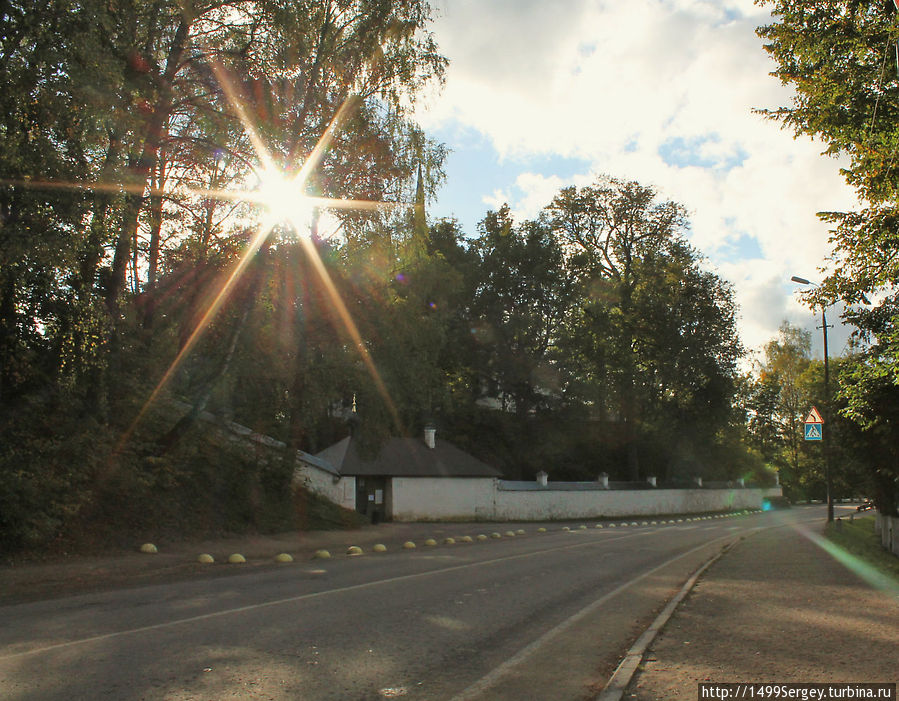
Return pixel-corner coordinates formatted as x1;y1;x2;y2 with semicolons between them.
547;177;686;480
757;0;899;512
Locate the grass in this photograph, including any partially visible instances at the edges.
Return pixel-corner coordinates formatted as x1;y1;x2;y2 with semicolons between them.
824;515;899;582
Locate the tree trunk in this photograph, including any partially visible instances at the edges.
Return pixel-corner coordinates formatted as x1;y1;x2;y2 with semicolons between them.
106;16;191;315
142;152;166;328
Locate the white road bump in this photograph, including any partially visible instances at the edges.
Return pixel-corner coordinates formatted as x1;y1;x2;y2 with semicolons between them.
476;534;488;541
504;531;516;537
595;524;603;529
491;532;502;539
516;529;526;535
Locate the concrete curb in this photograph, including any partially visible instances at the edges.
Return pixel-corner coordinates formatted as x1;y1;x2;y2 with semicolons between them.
593;539;738;701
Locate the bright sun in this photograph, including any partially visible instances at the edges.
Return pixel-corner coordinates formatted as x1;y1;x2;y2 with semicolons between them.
255;168;315;235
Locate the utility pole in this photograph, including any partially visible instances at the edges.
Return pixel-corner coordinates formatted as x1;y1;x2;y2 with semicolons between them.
819;304;834;523
791;276;835;522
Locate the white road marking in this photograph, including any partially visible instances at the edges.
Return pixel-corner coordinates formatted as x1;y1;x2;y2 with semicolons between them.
0;529;656;660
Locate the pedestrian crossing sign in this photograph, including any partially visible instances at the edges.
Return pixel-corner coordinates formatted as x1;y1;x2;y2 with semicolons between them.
804;423;823;441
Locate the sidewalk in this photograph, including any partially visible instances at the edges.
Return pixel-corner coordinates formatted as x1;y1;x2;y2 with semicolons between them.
625;516;899;699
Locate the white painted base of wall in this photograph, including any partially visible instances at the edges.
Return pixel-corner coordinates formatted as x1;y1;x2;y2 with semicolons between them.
875;512;899;557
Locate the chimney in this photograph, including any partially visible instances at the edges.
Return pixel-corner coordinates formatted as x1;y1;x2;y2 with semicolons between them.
424;423;436;449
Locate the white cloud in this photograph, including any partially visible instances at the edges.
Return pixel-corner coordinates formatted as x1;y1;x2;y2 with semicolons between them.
416;0;858;355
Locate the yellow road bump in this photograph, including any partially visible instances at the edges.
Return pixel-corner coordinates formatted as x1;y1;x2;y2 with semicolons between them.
537;527;547;533
197;553;214;564
444;537;456;545
516;529;525;535
504;531;516;537
402;541;416;550
476;534;488;541
347;546;364;556
275;553;294;563
373;544;387;553
491;532;502;539
139;543;157;554
630;522;638;526
228;553;246;564
460;535;474;543
562;526;571;532
620;523;629;527
609;523;616;528
579;525;588;530
596;524;604;529
424;538;437;547
641;522;649;526
313;549;331;559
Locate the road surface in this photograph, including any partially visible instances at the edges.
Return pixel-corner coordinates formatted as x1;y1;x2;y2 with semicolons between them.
0;509;820;700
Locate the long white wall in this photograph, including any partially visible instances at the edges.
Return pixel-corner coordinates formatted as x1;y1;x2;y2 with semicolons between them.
388;478;782;521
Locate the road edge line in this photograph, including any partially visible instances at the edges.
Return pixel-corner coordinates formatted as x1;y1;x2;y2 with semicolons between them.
593;538;739;701
448;533;739;701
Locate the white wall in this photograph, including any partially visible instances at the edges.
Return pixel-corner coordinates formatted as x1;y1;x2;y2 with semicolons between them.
295;465;356;512
388;478;783;521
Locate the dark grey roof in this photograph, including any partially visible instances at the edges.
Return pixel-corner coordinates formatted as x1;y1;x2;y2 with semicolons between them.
316;436;502;478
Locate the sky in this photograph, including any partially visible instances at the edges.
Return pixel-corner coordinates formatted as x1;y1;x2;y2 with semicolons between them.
409;0;858;365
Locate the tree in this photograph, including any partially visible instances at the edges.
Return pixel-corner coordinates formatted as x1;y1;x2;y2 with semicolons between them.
470;206;575;419
757;1;899;512
546;176;741;480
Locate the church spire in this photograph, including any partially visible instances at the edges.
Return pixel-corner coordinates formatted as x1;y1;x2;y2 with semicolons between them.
408;162;428;259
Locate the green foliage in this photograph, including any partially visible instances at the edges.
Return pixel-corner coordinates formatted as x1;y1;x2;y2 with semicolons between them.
824;515;899;582
756;1;899;512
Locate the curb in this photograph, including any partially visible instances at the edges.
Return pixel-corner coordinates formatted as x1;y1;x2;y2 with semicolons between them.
593;539;738;701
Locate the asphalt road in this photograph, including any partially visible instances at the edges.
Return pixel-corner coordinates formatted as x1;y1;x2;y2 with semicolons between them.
0;510;805;701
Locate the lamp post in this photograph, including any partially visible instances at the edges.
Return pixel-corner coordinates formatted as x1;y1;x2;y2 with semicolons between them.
790;275;834;522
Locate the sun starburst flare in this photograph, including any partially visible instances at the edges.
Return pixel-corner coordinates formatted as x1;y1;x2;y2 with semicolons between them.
112;59;406;449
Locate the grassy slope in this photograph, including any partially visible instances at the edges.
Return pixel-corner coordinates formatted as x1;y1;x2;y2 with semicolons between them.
824;515;899;582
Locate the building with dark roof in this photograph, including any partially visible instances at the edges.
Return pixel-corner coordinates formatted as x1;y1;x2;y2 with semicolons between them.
316;426;502;521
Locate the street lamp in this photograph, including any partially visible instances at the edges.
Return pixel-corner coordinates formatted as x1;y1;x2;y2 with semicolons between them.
790;275;834;522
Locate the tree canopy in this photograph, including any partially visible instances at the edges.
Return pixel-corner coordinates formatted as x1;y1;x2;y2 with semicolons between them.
757;0;899;513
